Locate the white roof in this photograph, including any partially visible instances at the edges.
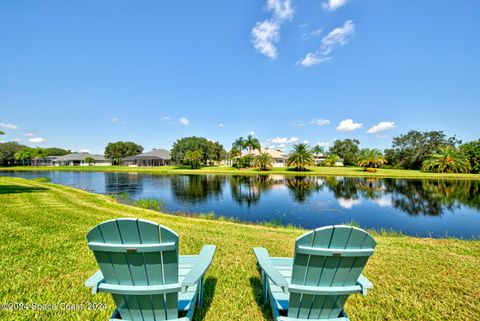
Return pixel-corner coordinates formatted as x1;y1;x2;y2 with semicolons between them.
247;148;287;159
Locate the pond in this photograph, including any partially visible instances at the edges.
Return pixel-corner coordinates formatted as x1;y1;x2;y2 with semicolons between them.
1;171;480;239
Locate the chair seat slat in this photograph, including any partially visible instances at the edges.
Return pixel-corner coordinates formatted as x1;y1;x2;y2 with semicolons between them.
98;282;182;295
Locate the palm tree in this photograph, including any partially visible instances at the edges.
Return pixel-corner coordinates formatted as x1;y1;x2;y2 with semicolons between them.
312;145;324;166
229;147;241;160
254;152;273;171
232;137;246;152
323;154;341;167
312;145;324;157
287;143;314;171
245;134;261;153
184;149;204;169
357;149;387;170
0;130;4;135
422;146;471;173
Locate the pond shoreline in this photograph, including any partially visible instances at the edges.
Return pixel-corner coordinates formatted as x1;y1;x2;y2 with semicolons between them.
2;165;480;179
0;176;479;320
2;170;480;239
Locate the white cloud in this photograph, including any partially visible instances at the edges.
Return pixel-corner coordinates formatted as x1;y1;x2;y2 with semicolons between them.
13;138;21;142
252;20;281;59
28;137;46;143
293;118;330;127
338;197;361;209
0;122;18;130
367;121;396;134
79;149;91;153
303;140;309;144
22;132;35;137
374;196;392;207
320;20;356;54
302;28;323;40
337;119;363;131
110;117;120;122
267;0;294;20
178;117;190;126
316;141;332;148
299;20;355;67
322;0;348;11
300;53;332;66
248;130;256;136
218;123;224;128
162;116;172;121
251;0;294;59
269;136;298;144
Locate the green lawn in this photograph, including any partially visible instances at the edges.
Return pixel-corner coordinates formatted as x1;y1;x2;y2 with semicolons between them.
0;176;479;320
2;165;480;179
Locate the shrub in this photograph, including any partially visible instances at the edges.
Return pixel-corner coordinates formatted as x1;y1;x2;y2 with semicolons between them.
254;152;273;171
232;154;254;169
422;146;471;173
322;154;341;167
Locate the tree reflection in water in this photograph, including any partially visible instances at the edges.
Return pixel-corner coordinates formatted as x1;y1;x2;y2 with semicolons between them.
323;177;480;216
171;174;223;204
170;173;480;217
285;176;324;203
230;175;274;207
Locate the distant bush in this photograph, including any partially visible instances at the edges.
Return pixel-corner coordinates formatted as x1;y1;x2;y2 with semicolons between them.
363;167;377;173
322;154;341;167
232;154;254;169
460;140;480;173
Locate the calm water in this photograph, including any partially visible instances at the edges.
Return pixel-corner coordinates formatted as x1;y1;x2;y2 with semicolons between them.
1;171;480;239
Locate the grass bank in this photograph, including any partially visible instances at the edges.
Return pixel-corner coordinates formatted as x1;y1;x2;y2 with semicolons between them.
2;165;480;179
0;177;479;320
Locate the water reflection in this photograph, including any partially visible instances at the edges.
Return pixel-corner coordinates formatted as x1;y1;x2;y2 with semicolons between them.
285;176;324;203
171;175;223;204
1;171;479;238
230;175;277;207
166;174;480;217
105;172;144;195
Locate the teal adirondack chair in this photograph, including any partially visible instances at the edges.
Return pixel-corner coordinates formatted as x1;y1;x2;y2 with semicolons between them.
253;225;376;321
85;218;216;321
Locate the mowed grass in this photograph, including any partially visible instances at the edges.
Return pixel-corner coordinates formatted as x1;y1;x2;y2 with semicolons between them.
0;177;479;321
2;165;480;179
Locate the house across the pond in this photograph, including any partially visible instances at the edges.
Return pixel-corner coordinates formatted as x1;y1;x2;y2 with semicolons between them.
123;149;171;166
53;153;111;166
249;148;287;167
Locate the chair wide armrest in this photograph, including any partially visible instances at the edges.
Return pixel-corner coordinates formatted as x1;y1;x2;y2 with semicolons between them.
181;245;216;292
253;247;288;293
85;270;104;295
356;274;373;296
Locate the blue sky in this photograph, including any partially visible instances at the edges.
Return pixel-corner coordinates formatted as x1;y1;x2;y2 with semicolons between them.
1;0;479;154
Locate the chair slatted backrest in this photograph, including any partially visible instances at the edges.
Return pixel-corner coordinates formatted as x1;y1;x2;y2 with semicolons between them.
288;225;376;320
86;218;179;321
